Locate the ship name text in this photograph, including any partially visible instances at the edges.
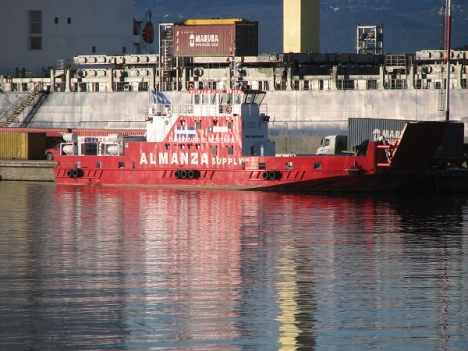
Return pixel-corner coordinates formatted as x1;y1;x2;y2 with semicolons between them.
140;152;242;166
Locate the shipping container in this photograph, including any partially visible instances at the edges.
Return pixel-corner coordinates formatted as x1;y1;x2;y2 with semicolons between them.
347;118;464;159
174;19;258;57
0;132;46;160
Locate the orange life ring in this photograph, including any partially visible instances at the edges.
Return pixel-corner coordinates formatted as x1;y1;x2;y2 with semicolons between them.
226;105;232;114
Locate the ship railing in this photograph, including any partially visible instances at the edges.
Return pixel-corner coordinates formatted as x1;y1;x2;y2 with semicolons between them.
414;79;431;89
336;79;355;90
384;79;408;89
151;104;194;116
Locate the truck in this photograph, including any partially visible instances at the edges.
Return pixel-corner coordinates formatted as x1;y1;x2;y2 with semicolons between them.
316;135;348;155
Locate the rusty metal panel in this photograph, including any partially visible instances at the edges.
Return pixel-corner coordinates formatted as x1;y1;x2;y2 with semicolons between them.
174;22;258;57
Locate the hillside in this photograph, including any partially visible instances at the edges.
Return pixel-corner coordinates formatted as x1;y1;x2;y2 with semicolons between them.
134;0;468;54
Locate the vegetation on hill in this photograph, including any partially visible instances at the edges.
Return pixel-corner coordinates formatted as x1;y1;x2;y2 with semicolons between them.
134;0;468;54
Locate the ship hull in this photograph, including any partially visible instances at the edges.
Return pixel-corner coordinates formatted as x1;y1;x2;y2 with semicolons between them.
53;167;414;193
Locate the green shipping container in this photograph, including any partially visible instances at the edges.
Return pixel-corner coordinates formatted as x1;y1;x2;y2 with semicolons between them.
0;132;47;160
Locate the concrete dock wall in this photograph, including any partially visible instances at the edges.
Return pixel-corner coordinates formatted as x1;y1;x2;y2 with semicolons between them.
1;89;467;153
0;160;54;182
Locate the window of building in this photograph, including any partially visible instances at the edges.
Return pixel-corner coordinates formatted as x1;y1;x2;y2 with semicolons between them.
92;46;96;53
29;11;41;34
67;17;71;24
55;17;59;24
211;146;217;155
29;10;42;50
227;121;233;130
196;120;201;130
29;37;42;50
122;47;126;54
227;146;233;155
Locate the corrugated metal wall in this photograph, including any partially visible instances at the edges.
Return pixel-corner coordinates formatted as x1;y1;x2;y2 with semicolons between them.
0;133;46;160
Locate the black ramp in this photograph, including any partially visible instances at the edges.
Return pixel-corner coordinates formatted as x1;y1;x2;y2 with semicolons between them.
389;121;449;172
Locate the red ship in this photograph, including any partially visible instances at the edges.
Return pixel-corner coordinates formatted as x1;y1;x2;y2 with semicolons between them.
53;88;448;192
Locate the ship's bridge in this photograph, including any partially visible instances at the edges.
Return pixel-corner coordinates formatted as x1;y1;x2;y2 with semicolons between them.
189;89;265;116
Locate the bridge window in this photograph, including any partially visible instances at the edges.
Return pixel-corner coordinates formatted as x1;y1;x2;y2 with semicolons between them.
211;146;217;155
196;120;201;130
227;121;233;130
244;93;266;105
227;146;233;155
194;95;201;104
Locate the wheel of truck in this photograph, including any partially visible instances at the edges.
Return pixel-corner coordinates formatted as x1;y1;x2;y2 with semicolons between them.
46;153;53;160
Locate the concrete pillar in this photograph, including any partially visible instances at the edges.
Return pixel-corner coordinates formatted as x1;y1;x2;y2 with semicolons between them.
65;69;71;92
286;66;292;90
456;62;462;89
379;65;385;90
109;69;114;92
181;66;187;92
50;69;55;92
408;64;415;90
331;65;338;90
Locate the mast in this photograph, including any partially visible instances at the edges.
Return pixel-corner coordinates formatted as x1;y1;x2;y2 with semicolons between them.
443;0;452;121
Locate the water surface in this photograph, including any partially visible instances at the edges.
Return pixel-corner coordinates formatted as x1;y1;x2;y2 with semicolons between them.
0;182;467;350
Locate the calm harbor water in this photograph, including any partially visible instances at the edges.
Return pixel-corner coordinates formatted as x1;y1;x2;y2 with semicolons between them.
0;181;467;351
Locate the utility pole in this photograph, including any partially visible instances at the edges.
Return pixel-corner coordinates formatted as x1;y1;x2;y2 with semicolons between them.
442;0;452;121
